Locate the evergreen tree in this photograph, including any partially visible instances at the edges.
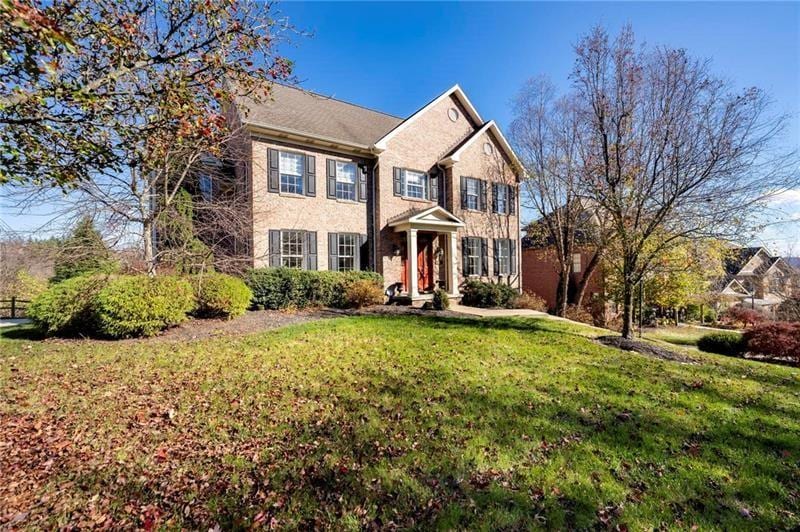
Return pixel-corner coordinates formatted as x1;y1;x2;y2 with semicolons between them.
52;218;115;282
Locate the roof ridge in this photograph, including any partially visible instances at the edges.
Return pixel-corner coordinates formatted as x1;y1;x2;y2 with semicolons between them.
272;82;403;120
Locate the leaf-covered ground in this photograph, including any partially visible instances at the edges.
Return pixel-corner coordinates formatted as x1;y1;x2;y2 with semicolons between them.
1;315;799;530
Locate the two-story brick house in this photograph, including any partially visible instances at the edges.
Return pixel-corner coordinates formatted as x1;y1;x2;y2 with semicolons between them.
221;83;523;303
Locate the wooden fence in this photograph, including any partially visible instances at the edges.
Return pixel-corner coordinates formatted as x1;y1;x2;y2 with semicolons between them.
0;297;30;319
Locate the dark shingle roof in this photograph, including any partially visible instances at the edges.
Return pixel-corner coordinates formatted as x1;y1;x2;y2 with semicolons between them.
723;247;763;275
235;84;403;147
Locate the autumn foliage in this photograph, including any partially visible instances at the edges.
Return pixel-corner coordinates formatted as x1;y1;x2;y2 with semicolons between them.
744;322;800;361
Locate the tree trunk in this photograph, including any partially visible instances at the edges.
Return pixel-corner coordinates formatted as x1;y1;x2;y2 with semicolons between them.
573;248;605;308
555;265;570;316
143;218;156;275
620;256;636;339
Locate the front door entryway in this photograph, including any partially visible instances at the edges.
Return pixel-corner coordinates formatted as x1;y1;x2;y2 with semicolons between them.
401;232;435;293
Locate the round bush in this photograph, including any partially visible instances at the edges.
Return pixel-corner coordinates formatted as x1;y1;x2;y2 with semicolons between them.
461;280;518;308
27;274;107;335
344;279;384;308
744;322;800;360
94;275;194;338
697;331;746;357
193;273;252;319
432;288;450;310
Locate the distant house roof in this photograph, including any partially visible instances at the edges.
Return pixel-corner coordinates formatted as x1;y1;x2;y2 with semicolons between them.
723;247;766;275
234;84;403;148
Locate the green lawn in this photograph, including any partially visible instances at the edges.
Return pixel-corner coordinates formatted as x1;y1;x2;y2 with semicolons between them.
2;315;799;529
643;326;710;348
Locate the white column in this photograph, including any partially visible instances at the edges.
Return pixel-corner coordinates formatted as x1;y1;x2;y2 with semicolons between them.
449;231;460;296
407;228;418;297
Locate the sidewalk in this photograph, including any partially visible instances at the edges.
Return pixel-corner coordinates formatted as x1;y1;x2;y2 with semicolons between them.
0;318;30;328
449;304;550;318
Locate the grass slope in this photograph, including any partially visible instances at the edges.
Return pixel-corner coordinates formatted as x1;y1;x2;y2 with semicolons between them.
1;315;799;529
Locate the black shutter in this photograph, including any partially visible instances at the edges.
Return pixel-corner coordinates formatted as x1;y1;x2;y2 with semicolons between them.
509;185;516;214
305;231;317;270
460;177;467;209
358;165;367;202
268;149;279;193
359;233;367;271
328;232;338;272
492;182;499;213
462;237;469;276
393;167;403;196
269;229;281;267
480;238;488;276
429;172;438;203
479;180;488;212
493;239;500;276
326;159;336;199
305;155;316;196
510;240;517;274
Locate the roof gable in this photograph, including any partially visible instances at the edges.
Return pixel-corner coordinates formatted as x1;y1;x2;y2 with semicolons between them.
373;85;483;150
438;120;525;176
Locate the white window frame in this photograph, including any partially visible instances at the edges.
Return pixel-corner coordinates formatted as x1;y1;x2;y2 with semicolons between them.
572;253;582;274
337;233;357;272
497;239;511;276
279;151;304;195
198;173;213;201
465;177;480;210
496;184;508;214
404;169;427;200
281;230;304;268
335;161;357;201
465;237;481;276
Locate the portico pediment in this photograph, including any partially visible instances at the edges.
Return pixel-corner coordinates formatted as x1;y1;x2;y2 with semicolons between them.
387;205;465;232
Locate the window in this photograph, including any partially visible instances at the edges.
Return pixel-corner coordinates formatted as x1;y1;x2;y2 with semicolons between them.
497;239;511;275
572;253;582;274
198;173;212;201
279;151;304;194
495;184;507;214
465;177;480;210
335;161;357;201
404;169;427;199
337;233;357;271
281;230;304;268
465;237;482;276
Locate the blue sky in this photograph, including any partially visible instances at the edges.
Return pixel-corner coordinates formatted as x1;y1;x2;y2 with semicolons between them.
276;1;800;253
3;2;799;252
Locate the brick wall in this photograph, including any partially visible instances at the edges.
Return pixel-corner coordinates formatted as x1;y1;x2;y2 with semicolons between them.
521;247;603;310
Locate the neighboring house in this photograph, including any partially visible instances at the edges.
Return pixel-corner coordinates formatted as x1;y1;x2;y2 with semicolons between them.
717;247;797;315
520;238;605;313
209;83;523;303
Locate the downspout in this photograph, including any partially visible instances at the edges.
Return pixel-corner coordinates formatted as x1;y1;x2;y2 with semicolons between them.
371;161;378;272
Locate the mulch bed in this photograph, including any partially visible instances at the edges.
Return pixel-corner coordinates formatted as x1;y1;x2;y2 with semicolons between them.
597;335;699;364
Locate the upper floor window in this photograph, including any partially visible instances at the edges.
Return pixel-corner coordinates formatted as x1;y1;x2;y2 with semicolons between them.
492;183;516;215
404;169;427;199
281;230;304;268
495;184;507;213
335;161;357;201
279;151;304;195
464;177;481;210
198;173;213;201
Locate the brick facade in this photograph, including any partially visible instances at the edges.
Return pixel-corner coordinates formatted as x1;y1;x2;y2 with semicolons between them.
227;85;523;295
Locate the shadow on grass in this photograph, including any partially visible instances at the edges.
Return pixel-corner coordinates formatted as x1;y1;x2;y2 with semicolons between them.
0;324;45;341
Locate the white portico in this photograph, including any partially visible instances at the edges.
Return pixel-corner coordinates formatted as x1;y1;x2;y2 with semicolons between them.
387;206;465;300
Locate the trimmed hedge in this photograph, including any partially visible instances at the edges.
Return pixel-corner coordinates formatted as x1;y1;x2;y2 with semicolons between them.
245;268;383;310
94;275;195;338
697;331;746;357
192;273;252;319
27;274;107;335
461;280;518;308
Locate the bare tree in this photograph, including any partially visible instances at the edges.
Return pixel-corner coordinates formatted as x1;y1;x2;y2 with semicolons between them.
571;25;797;338
510;77;604;316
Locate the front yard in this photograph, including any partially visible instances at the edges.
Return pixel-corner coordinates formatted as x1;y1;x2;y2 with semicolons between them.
2;315;799;529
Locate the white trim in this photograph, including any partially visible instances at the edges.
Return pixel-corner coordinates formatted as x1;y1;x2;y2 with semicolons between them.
245;122;375;156
388;205;466;231
737;247;771;274
438;120;525;176
373;84;483;151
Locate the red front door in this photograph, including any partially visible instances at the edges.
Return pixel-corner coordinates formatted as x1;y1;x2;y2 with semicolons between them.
417;233;434;292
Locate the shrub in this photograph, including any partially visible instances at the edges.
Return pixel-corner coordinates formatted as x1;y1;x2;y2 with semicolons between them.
514;292;547;311
192;273;252;319
432;288;450;311
27;274;107;335
94;275;195;338
245;268;383;310
344;279;384;308
697;331;747;357
776;297;800;323
721;305;765;328
744;322;800;360
564;304;593;325
461;280;517;308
